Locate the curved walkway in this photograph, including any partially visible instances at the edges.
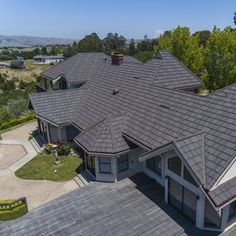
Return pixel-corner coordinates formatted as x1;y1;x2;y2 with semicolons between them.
0;121;78;210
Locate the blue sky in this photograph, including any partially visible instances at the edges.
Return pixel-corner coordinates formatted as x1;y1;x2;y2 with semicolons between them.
0;0;235;39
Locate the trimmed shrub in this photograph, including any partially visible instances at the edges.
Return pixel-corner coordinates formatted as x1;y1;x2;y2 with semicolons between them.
44;143;56;155
0;113;35;131
0;200;28;221
57;144;71;156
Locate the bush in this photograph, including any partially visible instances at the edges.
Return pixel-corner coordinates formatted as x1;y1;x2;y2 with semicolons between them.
0;108;11;125
19;80;26;89
0;80;16;93
11;77;19;83
57;144;71;156
10;59;24;69
0;113;35;131
43;143;71;156
7;98;27;118
44;143;56;154
0;199;28;221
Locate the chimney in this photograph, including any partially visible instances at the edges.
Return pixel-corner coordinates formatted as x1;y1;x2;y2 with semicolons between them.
111;53;124;65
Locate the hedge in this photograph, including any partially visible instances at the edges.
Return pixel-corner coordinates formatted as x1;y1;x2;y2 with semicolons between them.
0;113;35;131
0;200;28;221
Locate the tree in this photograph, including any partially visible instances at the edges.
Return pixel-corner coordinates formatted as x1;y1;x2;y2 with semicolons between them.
128;39;136;55
50;46;57;55
63;45;76;58
0;80;16;93
7;98;27;118
19;80;27;89
33;47;40;55
137;35;153;51
102;33;126;53
10;59;24;69
41;47;47;55
234;12;236;25
77;33;102;52
204;27;236;91
154;26;204;77
192;30;211;46
134;51;154;62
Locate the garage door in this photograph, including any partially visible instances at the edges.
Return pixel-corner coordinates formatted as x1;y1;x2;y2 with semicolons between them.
168;178;197;223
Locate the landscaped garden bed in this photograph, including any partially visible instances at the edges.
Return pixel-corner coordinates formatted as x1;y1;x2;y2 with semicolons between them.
0;198;28;221
15;150;83;181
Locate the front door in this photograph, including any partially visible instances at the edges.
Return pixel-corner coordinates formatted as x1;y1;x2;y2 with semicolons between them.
168;178;197;223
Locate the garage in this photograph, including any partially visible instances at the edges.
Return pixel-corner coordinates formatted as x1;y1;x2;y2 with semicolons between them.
168;177;198;223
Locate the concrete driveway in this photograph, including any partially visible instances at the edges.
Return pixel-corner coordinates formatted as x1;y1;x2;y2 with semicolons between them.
0;121;78;210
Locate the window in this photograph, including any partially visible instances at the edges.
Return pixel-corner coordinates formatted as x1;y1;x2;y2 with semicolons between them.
228;201;236;222
99;157;111;174
184;167;197;186
118;155;129;173
86;155;95;176
168;156;181;176
146;156;162;176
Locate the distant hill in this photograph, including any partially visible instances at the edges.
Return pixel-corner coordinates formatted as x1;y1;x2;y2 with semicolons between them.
0;35;75;48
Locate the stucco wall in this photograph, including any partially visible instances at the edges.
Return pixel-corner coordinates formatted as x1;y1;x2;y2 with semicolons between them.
95;156;117;182
117;147;144;181
94;148;145;183
48;123;58;143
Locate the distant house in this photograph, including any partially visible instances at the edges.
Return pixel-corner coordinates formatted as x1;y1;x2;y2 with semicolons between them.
17;56;24;61
33;55;64;64
29;51;236;233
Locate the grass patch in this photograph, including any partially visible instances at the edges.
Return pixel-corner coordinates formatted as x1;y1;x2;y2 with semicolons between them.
15;153;83;181
0;59;52;82
0;199;28;221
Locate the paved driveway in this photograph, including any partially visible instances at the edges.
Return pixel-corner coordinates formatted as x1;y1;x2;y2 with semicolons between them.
0;121;78;210
0;173;230;236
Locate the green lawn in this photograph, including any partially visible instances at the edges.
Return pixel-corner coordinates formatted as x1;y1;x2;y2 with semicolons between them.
15;153;83;181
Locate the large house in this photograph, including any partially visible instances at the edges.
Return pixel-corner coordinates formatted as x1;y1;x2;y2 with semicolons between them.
33;55;64;65
29;51;236;233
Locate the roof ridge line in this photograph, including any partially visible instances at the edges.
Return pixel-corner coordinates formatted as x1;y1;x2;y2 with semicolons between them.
163;50;204;86
90;116;109;152
77;116;107;135
152;56;164;82
108;115;116;153
173;131;205;143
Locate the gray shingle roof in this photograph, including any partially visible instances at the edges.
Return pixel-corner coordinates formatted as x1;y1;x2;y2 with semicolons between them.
75;114;130;154
0;175;222;236
174;132;205;185
207;176;236;208
29;51;236;206
41;51;203;89
29;88;88;125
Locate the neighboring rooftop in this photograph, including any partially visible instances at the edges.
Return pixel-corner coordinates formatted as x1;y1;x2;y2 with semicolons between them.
33;55;64;60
